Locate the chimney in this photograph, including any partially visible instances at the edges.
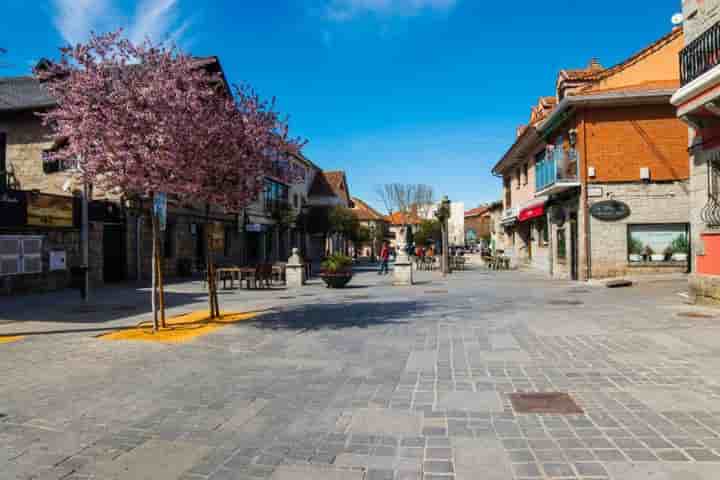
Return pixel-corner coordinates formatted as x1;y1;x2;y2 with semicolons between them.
588;57;602;71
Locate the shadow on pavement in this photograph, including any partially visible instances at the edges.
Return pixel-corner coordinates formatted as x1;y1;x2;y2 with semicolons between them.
249;299;432;332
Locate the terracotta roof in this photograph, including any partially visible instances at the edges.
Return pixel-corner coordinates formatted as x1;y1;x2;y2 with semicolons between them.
309;170;351;204
385;211;423;225
465;207;490;218
351;197;385;221
572;28;682;89
563;58;605;80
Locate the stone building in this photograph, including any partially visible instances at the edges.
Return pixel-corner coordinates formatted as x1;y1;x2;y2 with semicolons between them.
464;206;492;247
0;60;335;295
671;0;720;302
306;170;353;257
350;196;388;258
493;28;690;280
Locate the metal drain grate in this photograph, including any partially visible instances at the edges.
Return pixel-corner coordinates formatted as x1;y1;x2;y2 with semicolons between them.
548;300;584;306
509;392;584;414
677;312;716;319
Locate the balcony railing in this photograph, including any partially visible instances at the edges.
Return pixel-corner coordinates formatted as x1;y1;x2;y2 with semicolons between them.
535;150;579;192
681;19;720;85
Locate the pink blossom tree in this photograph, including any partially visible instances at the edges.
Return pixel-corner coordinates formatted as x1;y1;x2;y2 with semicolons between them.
37;31;304;328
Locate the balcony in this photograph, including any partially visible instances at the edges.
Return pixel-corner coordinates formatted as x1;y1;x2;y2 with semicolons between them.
535;149;580;196
681;19;720;86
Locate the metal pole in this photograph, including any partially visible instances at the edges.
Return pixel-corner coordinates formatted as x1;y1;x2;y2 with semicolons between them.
81;182;90;301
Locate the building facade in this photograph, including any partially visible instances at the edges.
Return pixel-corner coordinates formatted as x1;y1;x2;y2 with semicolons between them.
671;0;720;302
350;197;388;258
494;29;690;280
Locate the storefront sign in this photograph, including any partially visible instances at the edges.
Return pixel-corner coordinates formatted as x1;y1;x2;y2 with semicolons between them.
0;191;27;227
27;193;74;227
519;204;545;223
590;200;630;222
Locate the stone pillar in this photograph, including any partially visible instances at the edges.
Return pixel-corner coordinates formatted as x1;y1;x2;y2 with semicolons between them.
286;247;305;288
393;225;414;286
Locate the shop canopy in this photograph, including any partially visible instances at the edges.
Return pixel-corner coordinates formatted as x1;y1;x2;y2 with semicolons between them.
518;198;547;223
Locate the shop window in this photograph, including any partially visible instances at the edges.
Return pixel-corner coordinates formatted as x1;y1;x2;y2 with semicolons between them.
627;224;689;263
163;224;175;259
557;228;566;261
0;236;42;276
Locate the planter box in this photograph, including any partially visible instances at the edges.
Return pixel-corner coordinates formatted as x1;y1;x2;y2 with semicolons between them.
651;254;665;262
628;254;643;263
320;271;353;289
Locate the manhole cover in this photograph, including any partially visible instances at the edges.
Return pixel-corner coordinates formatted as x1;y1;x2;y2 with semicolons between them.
548;300;584;306
677;312;716;319
509;392;584;414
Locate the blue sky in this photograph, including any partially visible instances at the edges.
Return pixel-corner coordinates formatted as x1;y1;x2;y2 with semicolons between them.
1;0;682;211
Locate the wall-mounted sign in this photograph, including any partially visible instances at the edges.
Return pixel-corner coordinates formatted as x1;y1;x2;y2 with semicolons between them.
49;250;67;271
153;193;167;232
590;200;631;222
27;194;74;227
0;191;27;227
587;186;604;198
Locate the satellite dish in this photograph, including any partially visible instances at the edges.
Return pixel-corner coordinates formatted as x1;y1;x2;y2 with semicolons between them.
672;13;684;25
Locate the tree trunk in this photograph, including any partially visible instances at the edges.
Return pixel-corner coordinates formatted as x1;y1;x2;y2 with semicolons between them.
205;204;220;319
156;221;166;329
151;212;160;332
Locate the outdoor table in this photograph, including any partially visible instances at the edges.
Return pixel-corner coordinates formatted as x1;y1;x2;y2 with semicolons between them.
216;267;242;289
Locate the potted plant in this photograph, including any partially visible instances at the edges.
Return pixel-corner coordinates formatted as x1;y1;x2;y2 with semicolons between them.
628;236;643;262
671;234;689;262
320;253;354;288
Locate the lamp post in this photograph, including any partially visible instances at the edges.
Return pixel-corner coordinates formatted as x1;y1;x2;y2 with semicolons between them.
435;195;451;276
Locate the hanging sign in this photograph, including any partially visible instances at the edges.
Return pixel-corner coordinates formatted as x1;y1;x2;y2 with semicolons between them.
153;193;167;232
590;200;631;222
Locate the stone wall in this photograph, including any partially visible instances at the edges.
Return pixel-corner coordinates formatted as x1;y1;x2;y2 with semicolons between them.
0;223;103;296
588;181;690;278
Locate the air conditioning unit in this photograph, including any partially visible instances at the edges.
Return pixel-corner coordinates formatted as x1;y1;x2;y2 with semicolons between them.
640;167;651;181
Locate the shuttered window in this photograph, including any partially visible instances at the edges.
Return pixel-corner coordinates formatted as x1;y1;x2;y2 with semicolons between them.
0;236;43;276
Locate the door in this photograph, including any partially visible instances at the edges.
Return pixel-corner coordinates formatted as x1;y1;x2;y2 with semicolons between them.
103;224;126;283
570;214;579;281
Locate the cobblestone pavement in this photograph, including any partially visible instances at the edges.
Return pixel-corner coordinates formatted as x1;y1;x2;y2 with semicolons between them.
3;263;720;479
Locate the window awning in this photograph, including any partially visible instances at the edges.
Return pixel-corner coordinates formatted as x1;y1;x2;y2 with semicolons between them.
519;198;547;223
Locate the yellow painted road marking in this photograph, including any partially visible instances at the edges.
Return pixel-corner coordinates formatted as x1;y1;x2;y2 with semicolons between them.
100;310;261;343
0;335;24;344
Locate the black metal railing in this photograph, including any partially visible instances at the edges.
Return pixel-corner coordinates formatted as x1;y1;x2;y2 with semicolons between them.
681;20;720;85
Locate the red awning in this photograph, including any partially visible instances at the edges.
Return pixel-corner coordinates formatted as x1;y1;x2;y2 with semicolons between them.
519;200;546;222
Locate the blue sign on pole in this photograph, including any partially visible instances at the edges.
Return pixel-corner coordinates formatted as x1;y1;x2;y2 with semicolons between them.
153;193;167;232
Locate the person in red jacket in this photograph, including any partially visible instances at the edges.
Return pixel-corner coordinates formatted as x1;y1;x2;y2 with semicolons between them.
379;242;390;275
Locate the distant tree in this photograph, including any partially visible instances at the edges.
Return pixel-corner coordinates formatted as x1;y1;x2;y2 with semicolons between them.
414;219;441;247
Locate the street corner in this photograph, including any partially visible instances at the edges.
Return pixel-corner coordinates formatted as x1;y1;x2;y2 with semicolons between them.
98;310;263;344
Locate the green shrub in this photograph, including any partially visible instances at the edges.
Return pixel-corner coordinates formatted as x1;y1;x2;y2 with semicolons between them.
321;254;353;273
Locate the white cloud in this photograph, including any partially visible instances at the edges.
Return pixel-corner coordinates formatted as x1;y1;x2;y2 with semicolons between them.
51;0;191;46
52;0;113;45
325;0;457;21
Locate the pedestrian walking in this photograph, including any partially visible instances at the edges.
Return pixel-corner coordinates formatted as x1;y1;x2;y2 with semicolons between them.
379;242;390;275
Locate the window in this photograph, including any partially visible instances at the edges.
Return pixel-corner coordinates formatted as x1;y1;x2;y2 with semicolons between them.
264;178;289;211
627;224;689;263
0;132;6;191
0;236;43;276
163;224;175;259
504;177;512;207
703;152;720;226
557;228;566;260
515;169;521;189
522;163;528;185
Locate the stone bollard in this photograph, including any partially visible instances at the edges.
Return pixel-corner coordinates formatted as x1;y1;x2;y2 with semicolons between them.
286;248;305;288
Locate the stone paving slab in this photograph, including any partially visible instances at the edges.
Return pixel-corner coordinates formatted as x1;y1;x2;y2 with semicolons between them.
452;437;513;480
270;465;364;480
347;408;424;436
92;439;210;479
436;391;504;412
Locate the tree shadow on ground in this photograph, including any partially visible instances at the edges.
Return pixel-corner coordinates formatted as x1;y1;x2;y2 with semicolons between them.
249;299;433;332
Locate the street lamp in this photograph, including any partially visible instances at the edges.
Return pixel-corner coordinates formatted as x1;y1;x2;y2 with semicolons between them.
435;195;451;276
